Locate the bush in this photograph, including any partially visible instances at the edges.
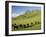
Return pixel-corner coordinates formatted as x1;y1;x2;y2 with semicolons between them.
23;24;27;28
19;24;22;27
38;21;41;24
35;22;37;24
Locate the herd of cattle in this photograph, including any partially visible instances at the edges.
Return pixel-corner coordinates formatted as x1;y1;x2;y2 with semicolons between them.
12;21;41;30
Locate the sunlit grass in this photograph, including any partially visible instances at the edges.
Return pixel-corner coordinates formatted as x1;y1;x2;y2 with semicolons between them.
12;10;41;31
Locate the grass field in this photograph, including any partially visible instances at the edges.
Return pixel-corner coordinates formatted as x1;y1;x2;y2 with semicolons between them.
12;10;41;31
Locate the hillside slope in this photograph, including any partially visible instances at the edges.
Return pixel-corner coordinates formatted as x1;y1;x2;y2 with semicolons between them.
12;10;41;24
12;10;41;31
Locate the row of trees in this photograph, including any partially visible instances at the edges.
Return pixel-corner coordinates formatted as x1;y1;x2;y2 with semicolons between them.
12;21;41;31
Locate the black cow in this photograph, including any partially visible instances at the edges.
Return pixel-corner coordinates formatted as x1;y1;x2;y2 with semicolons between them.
14;25;18;29
12;24;14;30
12;24;19;30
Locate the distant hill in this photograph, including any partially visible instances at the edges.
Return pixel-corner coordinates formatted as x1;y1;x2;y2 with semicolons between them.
12;10;41;21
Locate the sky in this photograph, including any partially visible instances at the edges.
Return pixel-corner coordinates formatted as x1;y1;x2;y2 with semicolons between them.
12;6;41;18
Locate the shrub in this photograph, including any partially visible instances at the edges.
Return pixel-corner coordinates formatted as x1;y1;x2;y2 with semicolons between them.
23;24;27;28
27;24;29;27
15;24;16;25
19;24;22;27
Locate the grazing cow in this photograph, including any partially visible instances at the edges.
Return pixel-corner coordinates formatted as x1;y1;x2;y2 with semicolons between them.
14;25;18;29
12;24;16;30
12;24;14;30
12;24;19;30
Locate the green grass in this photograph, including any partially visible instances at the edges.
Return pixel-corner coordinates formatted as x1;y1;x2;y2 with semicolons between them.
12;10;41;31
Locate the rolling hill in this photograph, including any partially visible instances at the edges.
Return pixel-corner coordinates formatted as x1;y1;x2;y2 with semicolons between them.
12;10;41;31
12;10;41;24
